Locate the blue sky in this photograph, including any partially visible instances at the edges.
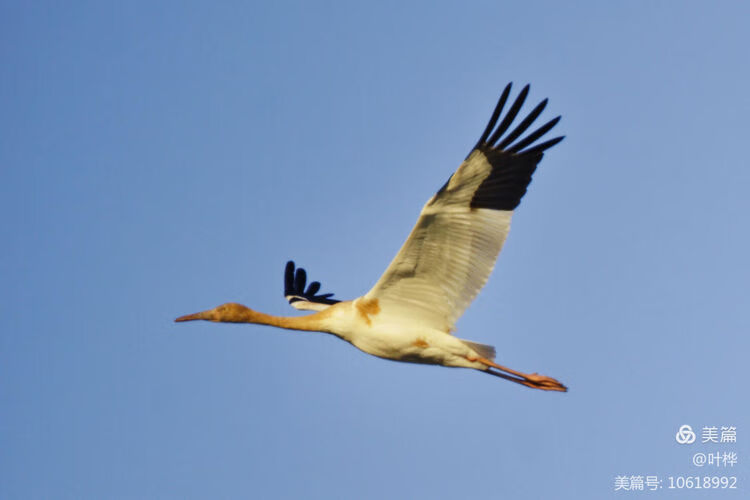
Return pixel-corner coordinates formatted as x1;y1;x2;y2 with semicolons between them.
2;1;748;498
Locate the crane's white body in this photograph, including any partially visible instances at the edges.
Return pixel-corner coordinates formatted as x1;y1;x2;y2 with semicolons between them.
316;298;487;369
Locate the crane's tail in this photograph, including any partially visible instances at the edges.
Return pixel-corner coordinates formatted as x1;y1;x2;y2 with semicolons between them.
460;339;496;361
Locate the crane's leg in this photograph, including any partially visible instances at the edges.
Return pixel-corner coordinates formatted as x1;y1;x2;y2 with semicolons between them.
473;357;567;392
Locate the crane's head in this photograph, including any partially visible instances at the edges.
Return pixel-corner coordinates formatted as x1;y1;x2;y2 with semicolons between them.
175;302;255;323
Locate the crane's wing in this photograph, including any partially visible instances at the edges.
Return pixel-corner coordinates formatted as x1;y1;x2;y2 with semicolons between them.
364;83;563;332
284;260;341;311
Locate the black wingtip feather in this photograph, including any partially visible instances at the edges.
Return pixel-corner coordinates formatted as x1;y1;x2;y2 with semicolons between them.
497;98;547;150
466;84;563;211
507;116;561;153
475;82;512;149
487;84;530;146
283;260;341;306
284;261;296;296
294;268;307;293
518;135;565;155
477;84;561;155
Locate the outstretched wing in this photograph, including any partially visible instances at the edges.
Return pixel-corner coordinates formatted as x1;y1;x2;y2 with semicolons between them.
364;83;563;333
284;261;341;311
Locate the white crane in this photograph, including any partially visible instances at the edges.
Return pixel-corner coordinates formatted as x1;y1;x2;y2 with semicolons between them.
176;83;566;391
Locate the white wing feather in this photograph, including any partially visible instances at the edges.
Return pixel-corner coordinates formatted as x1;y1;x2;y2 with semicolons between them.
364;150;513;332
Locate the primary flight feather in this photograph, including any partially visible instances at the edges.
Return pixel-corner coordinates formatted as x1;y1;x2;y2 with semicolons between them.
176;83;567;391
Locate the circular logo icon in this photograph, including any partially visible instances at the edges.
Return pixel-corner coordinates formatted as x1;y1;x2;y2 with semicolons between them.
675;424;696;444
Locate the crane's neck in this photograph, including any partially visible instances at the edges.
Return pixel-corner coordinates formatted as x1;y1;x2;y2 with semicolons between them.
240;309;330;333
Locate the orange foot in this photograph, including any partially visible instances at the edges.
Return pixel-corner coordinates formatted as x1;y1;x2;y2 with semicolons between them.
520;373;567;392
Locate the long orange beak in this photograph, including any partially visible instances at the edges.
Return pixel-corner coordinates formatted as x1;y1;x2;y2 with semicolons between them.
175;310;214;322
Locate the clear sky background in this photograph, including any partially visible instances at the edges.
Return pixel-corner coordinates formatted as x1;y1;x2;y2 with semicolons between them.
2;1;749;499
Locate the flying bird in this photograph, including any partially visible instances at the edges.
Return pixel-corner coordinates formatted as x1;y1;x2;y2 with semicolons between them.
176;83;567;391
